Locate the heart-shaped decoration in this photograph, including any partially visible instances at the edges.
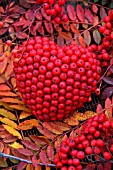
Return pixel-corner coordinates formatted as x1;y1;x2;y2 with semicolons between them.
13;36;101;121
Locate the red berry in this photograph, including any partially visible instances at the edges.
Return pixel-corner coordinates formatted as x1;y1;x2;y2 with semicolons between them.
103;152;111;160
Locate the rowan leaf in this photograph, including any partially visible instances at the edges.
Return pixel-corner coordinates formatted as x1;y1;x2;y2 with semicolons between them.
44;21;53;34
0;55;8;74
96;104;103;114
21;140;40;151
0;98;24;104
100;7;107;20
84;111;97;118
70;24;79;34
0;130;11;138
105;98;112;118
3;135;18;143
64;117;79;126
35;10;42;20
39;150;48;166
57;35;64;47
41;8;51;21
0;117;18;129
0;157;8;168
73;112;88;121
0;108;16;120
62;21;70;31
104;162;112;170
101;87;113;99
85;9;93;23
42;122;63;134
37;126;56;139
47;145;54;161
76;4;85;22
93;15;99;26
92;4;98;13
5;60;13;80
93;29;101;44
59;32;72;40
0;142;4;152
0;84;10;91
29;135;49;146
19;111;32;119
54;121;70;131
0;39;3;53
3;125;22;139
17;148;33;156
0;28;7;36
9;142;23;149
19;0;31;8
17;162;27;170
0;91;17;97
84;30;91;46
78;35;86;48
12;148;27;159
18;119;39;130
9;104;31;112
67;4;76;21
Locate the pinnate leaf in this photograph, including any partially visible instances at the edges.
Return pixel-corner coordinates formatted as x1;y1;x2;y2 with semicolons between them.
0;142;4;152
21;140;40;151
67;4;76;21
105;98;112;118
54;121;70;131
9;142;23;149
19;111;32;119
35;10;42;20
29;135;49;146
0;157;8;168
93;29;101;44
44;21;53;34
85;9;93;23
9;104;31;112
0;117;18;129
0;108;16;120
18;119;39;130
39;150;48;166
0;55;8;74
0;91;18;97
57;35;64;47
3;125;22;139
64;117;79;126
0;84;10;91
101;87;113;99
3;135;18;143
17;162;27;170
78;35;86;48
92;4;98;13
103;77;113;85
0;97;24;104
59;32;72;40
0;28;7;36
96;104;103;114
76;4;85;22
37;126;56;139
84;30;91;46
100;7;107;20
47;145;54;161
42;122;63;134
17;148;33;156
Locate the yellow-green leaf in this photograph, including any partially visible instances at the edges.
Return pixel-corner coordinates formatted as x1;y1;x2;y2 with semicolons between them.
9;104;31;112
3;125;22;139
9;142;24;149
0;117;18;129
0;108;16;120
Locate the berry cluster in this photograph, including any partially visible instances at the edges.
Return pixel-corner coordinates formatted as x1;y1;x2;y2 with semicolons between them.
54;113;113;170
13;36;101;121
98;10;113;67
36;0;68;24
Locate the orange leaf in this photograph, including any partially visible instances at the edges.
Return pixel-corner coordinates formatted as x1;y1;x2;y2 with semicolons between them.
9;104;31;112
0;142;4;152
92;4;98;14
76;4;85;22
54;121;70;131
42;122;63;134
0;74;5;83
0;91;17;97
11;77;16;88
59;32;72;40
5;60;13;80
93;16;99;26
78;35;86;48
19;111;32;119
84;30;91;46
29;135;49;146
64;117;79;126
0;39;3;53
0;84;10;91
0;55;8;74
70;24;80;34
18;119;39;130
0;97;24;104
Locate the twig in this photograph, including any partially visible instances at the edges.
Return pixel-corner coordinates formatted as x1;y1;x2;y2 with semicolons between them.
0;152;56;167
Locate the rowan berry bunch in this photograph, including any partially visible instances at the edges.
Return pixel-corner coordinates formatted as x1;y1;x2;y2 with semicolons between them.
54;113;113;170
36;0;68;24
98;10;113;67
13;36;101;121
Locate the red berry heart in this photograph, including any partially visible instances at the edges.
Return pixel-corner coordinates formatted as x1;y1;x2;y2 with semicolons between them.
13;36;101;121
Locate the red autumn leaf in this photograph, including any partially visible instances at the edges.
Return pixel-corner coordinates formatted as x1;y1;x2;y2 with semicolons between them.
12;149;27;160
0;28;7;36
84;30;91;46
13;21;25;27
53;22;62;32
76;4;85;22
59;32;72;40
21;140;40;150
35;10;42;20
8;26;15;38
93;16;99;26
16;162;27;170
104;162;112;170
84;163;96;170
17;32;29;39
0;6;5;13
62;21;70;31
47;145;54;161
70;23;79;34
57;35;65;47
32;155;39;167
96;104;103;114
67;4;76;21
29;135;49;146
36;126;56;139
9;5;26;14
92;4;98;13
19;0;31;8
39;150;48;166
78;35;86;48
97;164;104;170
44;21;53;34
100;7;107;20
105;98;112;118
3;136;18;143
25;9;34;21
41;8;51;21
17;148;33;156
101;87;113;99
33;21;42;36
85;9;93;23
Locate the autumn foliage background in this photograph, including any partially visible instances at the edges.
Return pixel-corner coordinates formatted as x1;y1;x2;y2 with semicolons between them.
0;0;113;170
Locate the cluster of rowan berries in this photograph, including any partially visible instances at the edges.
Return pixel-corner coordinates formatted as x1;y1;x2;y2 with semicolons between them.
13;36;102;121
36;0;68;24
54;113;113;170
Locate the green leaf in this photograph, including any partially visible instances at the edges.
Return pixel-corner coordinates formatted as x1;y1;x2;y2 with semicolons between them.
102;0;108;5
